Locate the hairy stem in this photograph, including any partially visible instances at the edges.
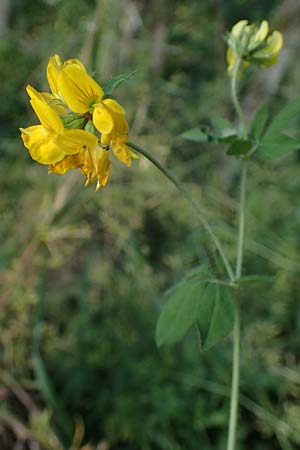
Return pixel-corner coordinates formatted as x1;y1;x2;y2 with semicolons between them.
128;141;235;282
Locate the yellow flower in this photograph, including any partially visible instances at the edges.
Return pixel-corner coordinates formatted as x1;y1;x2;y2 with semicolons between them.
50;58;125;134
47;54;87;100
20;86;97;165
20;54;137;190
226;20;283;76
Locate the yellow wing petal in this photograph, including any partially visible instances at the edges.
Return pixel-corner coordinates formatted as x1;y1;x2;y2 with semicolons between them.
55;129;98;155
20;125;48;149
29;138;66;164
57;65;103;113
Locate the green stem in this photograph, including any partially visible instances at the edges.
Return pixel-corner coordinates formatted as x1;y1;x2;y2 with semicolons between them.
227;60;249;450
231;59;247;138
235;159;247;280
227;298;241;450
227;159;247;450
128;141;235;282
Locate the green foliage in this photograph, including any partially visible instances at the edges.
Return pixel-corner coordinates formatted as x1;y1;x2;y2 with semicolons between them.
156;273;234;349
196;284;235;350
156;276;207;346
256;100;300;159
103;70;137;97
226;139;252;156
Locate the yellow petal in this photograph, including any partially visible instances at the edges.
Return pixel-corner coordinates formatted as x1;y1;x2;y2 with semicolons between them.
29;138;66;164
64;58;87;73
101;133;111;146
255;20;269;43
57;65;103;113
49;153;83;174
55;129;98;155
93;105;114;134
20;125;48;149
264;30;283;55
112;141;132;167
231;20;248;38
47;54;63;97
26;85;66;114
94;147;110;188
252;31;283;63
30;98;64;133
103;98;125;115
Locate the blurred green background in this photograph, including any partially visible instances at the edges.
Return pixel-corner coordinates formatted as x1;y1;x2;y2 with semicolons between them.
1;0;300;449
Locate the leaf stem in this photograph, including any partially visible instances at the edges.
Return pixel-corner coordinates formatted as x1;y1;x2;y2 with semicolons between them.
128;141;235;282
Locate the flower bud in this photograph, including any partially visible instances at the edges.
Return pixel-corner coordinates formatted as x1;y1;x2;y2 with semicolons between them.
226;20;283;76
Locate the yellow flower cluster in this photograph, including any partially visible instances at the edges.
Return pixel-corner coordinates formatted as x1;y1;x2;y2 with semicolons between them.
226;20;283;76
20;55;138;190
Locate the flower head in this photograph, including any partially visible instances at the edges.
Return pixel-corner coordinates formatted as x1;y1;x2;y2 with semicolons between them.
20;55;138;189
226;20;283;76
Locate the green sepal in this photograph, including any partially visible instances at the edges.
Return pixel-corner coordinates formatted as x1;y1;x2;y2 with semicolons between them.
226;139;252;156
60;113;86;130
84;120;97;134
103;70;136;97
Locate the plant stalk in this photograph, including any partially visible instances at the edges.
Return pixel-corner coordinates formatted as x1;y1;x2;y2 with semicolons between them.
226;58;248;450
231;59;247;138
128;141;235;282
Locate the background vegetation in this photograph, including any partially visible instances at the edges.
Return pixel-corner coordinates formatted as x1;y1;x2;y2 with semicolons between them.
1;0;300;449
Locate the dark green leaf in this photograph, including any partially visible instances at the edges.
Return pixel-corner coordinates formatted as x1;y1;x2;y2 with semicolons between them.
218;134;238;144
264;99;300;138
197;284;234;350
226;139;252;156
180;127;209;143
250;104;269;142
103;70;136;96
257;134;300;160
156;278;207;347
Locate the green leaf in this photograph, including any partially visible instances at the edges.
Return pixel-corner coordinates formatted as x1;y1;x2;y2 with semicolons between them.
264;99;300;138
218;134;238;144
156;278;207;347
226;139;252;156
197;284;234;350
250;104;269;142
103;70;136;96
180;127;209;143
211;117;235;138
257;134;300;160
235;275;274;286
